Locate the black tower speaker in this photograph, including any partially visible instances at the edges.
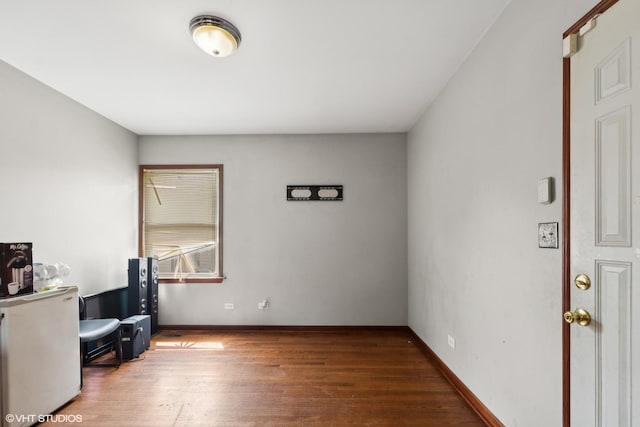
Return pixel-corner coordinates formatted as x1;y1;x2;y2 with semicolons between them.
127;258;148;317
147;257;159;335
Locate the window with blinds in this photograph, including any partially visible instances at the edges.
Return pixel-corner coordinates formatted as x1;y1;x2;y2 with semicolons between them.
139;165;223;283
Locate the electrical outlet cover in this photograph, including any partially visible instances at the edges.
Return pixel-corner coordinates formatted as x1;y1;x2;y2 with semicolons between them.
447;335;455;349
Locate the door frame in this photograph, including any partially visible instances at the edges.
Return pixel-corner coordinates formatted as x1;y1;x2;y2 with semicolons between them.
562;1;619;426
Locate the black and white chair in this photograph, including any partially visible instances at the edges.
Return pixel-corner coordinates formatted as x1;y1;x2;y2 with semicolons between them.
78;296;122;386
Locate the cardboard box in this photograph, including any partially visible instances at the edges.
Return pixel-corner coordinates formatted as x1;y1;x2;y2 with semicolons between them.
0;243;34;298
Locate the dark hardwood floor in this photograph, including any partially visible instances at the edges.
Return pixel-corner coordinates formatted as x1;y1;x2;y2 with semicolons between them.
44;329;485;426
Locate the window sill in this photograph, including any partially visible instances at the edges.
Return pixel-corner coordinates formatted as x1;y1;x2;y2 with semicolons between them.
159;277;224;284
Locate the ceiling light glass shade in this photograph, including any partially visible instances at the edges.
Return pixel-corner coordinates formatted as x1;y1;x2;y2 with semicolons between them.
190;15;241;58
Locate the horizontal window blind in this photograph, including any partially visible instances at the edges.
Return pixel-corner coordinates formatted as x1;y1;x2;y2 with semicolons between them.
142;167;220;280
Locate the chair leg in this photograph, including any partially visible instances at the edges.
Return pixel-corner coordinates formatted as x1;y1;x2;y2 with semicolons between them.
82;332;122;368
114;327;123;367
79;339;84;389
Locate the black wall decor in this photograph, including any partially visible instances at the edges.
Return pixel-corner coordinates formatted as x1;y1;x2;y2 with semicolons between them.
287;185;343;201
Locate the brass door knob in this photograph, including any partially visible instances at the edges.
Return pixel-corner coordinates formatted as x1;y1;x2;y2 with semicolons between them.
574;273;591;290
563;308;591;326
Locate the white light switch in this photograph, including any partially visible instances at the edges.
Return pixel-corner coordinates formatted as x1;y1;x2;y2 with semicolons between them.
538;177;552;204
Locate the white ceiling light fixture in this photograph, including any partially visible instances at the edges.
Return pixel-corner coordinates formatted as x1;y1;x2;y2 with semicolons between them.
189;15;241;58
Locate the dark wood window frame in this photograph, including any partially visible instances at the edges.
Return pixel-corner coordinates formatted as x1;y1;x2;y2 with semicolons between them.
139;164;223;284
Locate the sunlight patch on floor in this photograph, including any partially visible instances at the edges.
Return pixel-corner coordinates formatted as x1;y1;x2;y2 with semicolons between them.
155;341;225;349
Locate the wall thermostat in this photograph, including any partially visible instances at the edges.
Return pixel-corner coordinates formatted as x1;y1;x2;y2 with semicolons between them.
537;177;553;204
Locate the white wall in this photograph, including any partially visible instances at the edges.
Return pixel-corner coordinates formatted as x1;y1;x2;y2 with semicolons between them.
139;134;407;325
407;0;599;426
0;60;138;295
408;0;596;426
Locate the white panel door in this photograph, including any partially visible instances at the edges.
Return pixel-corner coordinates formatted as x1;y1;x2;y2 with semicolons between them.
569;1;639;426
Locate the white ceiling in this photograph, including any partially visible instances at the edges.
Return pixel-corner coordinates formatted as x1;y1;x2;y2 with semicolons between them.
0;1;511;136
